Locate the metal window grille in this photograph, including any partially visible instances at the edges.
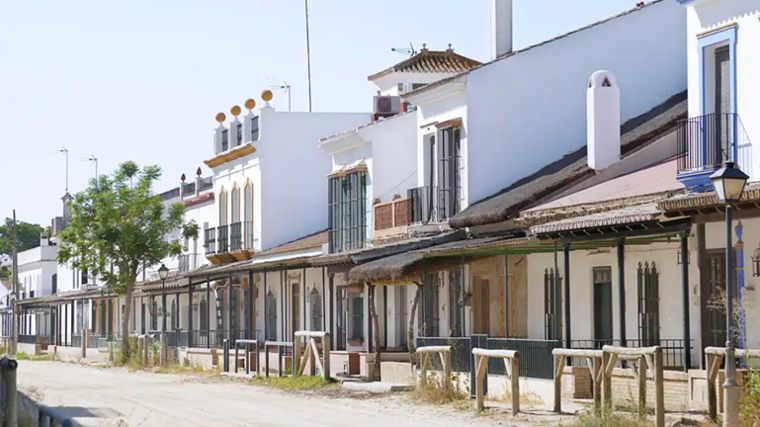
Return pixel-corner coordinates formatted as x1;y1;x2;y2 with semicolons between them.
350;296;364;341
544;268;562;341
419;273;440;337
236;123;242;146
265;290;277;341
310;288;322;331
222;129;228;152
328;172;367;253
448;270;462;337
637;262;660;347
437;127;461;221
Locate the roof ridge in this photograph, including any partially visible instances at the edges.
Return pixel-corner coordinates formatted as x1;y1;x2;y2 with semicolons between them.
367;49;481;81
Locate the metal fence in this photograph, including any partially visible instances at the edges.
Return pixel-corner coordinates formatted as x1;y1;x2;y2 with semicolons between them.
415;335;561;380
571;338;691;370
71;334;82;348
486;338;562;380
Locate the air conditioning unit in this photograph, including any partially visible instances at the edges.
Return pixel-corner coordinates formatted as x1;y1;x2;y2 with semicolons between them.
373;96;401;115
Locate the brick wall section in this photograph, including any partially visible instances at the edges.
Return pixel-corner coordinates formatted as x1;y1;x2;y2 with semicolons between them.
374;204;393;230
562;366;593;399
609;368;690;412
394;198;410;227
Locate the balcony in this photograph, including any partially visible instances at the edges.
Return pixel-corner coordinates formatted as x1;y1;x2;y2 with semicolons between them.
178;254;203;273
373;197;411;243
204;228;216;256
676;113;752;190
230;222;243;253
217;225;229;254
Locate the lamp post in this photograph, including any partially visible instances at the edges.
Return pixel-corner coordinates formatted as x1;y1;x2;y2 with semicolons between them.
158;264;169;332
709;161;749;427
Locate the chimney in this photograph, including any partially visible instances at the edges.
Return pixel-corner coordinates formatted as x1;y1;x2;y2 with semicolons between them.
587;70;621;171
40;233;50;247
62;193;73;230
491;0;513;60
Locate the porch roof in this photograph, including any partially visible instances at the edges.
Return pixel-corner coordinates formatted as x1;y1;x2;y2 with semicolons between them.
658;182;760;218
310;230;465;267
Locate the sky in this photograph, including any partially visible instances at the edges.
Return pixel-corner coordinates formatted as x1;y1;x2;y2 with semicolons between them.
0;0;649;226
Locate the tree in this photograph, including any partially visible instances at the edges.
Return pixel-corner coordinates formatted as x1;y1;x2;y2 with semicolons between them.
0;266;9;279
0;218;46;257
57;161;189;358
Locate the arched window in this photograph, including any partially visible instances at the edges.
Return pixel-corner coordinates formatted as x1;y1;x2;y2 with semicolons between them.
244;181;253;249
170;300;176;331
231;185;240;224
310;288;323;331
219;189;228;226
266;290;277;341
199;298;208;331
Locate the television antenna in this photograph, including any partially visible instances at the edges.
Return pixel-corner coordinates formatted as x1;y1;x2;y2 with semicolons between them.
391;42;417;57
80;155;98;181
52;147;69;192
269;81;292;112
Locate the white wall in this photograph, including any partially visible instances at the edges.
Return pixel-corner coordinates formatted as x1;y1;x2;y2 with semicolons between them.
18;262;58;299
211;108;369;252
448;0;686;208
686;0;760;180
526;240;701;366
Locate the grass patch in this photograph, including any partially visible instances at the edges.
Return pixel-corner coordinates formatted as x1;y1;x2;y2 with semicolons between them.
13;352;55;362
488;389;544;406
248;375;337;390
567;406;653;427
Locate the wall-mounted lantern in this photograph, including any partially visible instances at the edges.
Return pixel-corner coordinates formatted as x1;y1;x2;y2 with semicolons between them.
752;246;760;277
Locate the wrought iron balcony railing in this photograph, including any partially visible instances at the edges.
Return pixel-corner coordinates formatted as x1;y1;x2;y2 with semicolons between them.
408;186;437;224
230;222;242;252
204;228;216;256
178;254;203;273
217;225;229;254
677;113;752;174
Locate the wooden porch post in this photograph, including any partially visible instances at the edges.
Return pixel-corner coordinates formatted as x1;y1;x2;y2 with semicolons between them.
680;232;691;371
206;276;211;349
617;239;627;347
563;243;571;349
228;272;233;344
248;270;254;340
553;242;560;341
504;253;509;338
188;283;194;348
461;256;466;336
263;270;268;342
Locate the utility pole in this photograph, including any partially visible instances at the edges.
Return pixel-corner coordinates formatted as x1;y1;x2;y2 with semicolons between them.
11;210;18;355
304;0;313;112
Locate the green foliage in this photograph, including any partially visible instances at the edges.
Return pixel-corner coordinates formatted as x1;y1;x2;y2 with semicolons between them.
0;266;9;278
56;161;185;295
249;376;337;390
742;369;760;426
0;219;45;257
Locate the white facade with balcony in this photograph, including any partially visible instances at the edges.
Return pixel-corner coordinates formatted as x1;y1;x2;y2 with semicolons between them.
405;0;687;224
676;0;758;187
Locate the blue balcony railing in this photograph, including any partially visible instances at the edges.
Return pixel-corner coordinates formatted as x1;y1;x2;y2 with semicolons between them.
677;113;752;175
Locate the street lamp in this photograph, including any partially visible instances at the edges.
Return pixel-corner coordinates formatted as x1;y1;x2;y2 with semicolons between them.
158;264;169;332
709;161;749;427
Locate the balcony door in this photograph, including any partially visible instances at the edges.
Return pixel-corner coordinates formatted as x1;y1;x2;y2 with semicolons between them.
714;46;731;166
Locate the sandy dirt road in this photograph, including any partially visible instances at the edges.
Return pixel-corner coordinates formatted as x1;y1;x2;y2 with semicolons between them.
16;361;572;427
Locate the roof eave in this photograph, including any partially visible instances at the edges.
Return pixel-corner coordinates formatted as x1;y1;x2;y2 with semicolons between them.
403;78;467;106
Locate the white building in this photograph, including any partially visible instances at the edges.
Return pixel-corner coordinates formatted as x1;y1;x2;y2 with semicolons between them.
403;0;687;226
16;234;58;337
203;93;369;263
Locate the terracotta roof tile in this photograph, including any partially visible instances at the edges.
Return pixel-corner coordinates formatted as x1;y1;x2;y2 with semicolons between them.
368;49;481;81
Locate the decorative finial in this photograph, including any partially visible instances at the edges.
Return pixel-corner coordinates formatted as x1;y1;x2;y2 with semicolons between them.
231;105;241;117
181;173;186;182
245;99;256;110
447;43;453;52
215;112;226;123
196;167;202;176
261;89;273;102
421;43;428;52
